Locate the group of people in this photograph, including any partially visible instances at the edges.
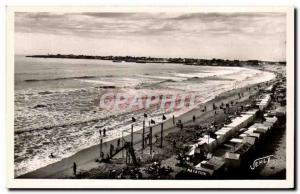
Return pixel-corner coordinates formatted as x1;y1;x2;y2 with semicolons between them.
99;128;107;137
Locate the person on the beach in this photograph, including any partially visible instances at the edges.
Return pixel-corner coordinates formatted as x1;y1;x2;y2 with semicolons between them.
154;134;158;143
103;128;106;137
193;115;196;123
99;129;102;136
204;105;207;112
172;115;175;125
226;103;230;113
73;162;77;176
101;151;104;159
173;140;176;148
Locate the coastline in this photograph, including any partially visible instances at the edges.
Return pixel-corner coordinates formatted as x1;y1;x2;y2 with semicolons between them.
18;76;273;179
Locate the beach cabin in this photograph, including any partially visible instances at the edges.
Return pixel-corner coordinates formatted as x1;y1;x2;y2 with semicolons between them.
247;132;260;141
233;142;253;167
230;138;243;144
226;138;243;150
225;114;254;133
239;133;248;138
241;109;258;120
248;123;269;137
266;107;285;118
256;94;271;111
225;152;241;169
194;156;225;177
243;133;259;150
215;128;231;145
265;116;278;126
255;123;271;134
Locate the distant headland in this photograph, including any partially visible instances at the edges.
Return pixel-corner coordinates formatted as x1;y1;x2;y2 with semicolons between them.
26;54;286;67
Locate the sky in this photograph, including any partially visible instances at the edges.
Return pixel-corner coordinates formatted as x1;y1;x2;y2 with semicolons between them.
15;12;286;61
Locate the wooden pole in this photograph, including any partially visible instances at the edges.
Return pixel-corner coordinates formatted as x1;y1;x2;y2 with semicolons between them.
142;120;145;149
131;124;133;147
100;138;103;159
160;123;163;148
149;126;152;156
122;131;124;159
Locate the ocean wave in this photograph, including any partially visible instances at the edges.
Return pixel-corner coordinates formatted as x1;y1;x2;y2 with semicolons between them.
24;76;98;82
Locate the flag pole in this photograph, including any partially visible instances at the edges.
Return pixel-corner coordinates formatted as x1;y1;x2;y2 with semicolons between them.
142;120;145;149
131;124;133;147
149;126;152;156
160;122;163;148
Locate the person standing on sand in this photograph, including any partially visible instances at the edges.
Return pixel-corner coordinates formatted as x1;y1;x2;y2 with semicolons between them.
193;115;196;123
173;140;176;148
103;128;106;137
99;129;102;137
73;162;77;176
172;115;175;125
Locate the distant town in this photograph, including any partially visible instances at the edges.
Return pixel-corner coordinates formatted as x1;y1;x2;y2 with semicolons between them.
26;54;286;67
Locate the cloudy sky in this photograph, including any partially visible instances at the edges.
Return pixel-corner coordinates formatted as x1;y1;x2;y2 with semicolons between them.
15;12;286;61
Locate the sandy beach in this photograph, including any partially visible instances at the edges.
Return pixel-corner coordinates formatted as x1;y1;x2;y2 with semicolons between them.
9;8;293;189
19;78;269;179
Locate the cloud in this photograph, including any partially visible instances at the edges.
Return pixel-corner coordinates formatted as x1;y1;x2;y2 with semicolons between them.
15;12;286;39
14;11;287;61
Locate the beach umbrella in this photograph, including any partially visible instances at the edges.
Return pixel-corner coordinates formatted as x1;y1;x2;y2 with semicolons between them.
132;117;136;122
144;113;148;118
162;114;166;120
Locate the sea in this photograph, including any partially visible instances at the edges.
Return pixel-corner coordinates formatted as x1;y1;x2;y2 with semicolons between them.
14;55;275;176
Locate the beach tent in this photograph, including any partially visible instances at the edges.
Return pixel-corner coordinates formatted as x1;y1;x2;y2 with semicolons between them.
186;144;198;157
197;135;218;152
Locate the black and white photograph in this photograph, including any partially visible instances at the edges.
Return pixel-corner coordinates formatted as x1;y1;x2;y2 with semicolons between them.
6;6;294;189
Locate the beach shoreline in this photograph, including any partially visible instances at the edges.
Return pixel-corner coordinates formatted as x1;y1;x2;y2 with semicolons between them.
18;75;274;179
